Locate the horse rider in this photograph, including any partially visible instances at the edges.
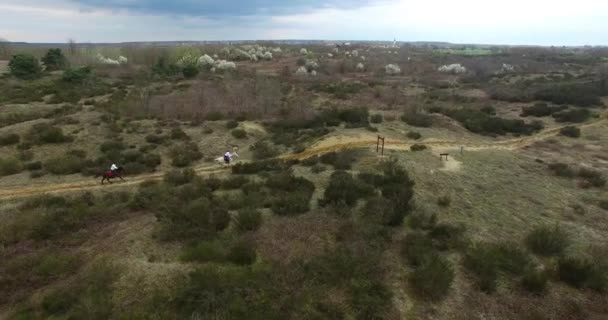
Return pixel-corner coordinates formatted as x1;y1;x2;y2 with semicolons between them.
223;151;231;164
110;163;119;176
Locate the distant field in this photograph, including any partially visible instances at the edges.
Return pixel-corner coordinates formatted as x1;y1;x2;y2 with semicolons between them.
434;48;496;56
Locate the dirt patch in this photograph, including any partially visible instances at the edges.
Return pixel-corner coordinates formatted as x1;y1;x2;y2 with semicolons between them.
0;60;8;74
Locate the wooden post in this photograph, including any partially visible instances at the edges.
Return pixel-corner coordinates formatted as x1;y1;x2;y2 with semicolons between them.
377;136;385;155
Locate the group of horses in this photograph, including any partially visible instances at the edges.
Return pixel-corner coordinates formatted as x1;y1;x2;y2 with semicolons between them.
99;152;239;185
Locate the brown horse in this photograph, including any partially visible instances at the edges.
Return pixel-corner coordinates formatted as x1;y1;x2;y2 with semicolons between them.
100;166;125;184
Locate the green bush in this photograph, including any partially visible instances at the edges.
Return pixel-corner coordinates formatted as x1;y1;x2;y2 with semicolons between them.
235;209;263;232
0;133;20;146
558;256;594;288
24;161;42;171
181;241;226;262
231;128;247;139
41;48;67;71
267;172;315;215
437;195;451;207
221;175;249;189
0;157;23;176
322;171;374;207
401;231;435;267
227;240;257;265
407;131;422;140
548;163;576;178
409;254;454;301
250;141;279;160
578;168;606;188
410;144;427;151
553;109;591;123
464;242;532;293
226;120;239;129
169;142;202;167
522;268;548;294
320;150;356;170
401;111;433;127
164;168;196;186
62;66;91;83
559;126;581;138
370;114;383;123
44;155;87;175
520;103;564;117
429;223;466;251
145;134;165;144
182;64;200;78
27;123;72;144
9;54;42;79
408;211;437;230
155;197;230;241
526;225;570;257
169;127;190;140
232;159;285;174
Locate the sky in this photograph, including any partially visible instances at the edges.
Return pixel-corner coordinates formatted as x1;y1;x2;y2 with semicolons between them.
1;0;607;45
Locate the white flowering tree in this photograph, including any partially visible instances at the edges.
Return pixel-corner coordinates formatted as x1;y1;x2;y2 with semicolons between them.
385;64;401;75
438;64;467;74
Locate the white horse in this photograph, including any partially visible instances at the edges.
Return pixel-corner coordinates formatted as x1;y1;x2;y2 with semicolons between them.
215;151;239;165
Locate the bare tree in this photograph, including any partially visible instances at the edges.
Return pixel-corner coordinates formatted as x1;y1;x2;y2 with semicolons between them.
67;38;77;56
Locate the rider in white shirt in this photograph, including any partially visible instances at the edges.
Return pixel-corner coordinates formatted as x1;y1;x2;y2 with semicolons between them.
223;151;231;164
110;163;118;174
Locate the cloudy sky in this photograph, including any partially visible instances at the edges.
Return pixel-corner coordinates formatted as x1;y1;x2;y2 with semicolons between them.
1;0;607;45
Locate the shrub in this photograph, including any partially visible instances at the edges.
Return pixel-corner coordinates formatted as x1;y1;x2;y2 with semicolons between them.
464;242;532;293
320;150;356;170
429;223;466;251
578;168;606;188
558;256;594;288
9;54;42;79
226;120;239;129
410;144;427;151
221;175;249;189
0;157;23;176
227;240;257;265
599;200;608;211
553;109;591;123
370;114;383;124
522;268;548;294
409;254;454;301
526;225;570;257
169;142;202;167
182;64;199;78
407;131;422;140
169;127;190;140
235;209;263;232
408;211;438;230
0;133;20;146
62;66;91;83
232;159;285;174
401;111;433;127
548;163;576;178
145;134;165;144
559;126;581;138
27;123;72;144
311;164;326;174
44;155;87;175
164;168;196;186
41;48;67;71
520;103;563;117
401;232;435;267
231;129;247;139
250;141;278;160
181;241;226;262
25;161;42;171
268;172;315;215
155;197;230;241
437;195;451;207
322;171;374;207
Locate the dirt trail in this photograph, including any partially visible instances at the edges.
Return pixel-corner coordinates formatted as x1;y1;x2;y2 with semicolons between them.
0;117;604;200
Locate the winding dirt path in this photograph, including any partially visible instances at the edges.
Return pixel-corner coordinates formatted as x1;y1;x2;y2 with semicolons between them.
0;118;604;200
